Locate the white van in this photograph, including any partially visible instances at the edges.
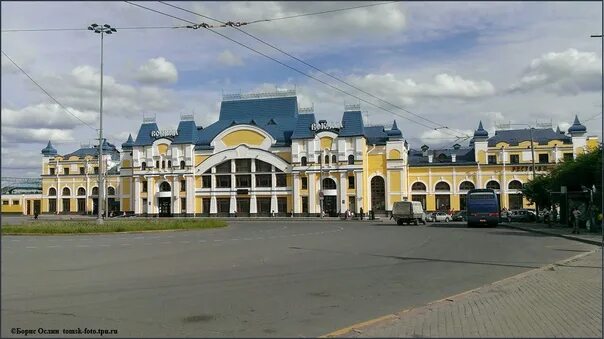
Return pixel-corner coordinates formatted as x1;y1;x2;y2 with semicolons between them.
391;201;426;225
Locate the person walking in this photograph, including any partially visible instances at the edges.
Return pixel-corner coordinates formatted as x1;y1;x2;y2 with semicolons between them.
572;207;582;234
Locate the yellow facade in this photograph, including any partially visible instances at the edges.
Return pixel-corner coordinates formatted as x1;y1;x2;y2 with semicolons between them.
222;130;266;147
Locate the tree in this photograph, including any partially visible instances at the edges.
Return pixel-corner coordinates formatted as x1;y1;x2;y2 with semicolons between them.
522;174;552;208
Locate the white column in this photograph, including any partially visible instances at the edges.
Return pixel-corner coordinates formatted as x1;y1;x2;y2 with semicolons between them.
308;172;317;213
186;176;194;215
250;194;257;214
386;170;391;210
355;171;363;213
270;194;278;214
339;172;347;212
230;193;237;214
134;177;141;214
293;173;300;214
210;195;217;214
172;176;179;215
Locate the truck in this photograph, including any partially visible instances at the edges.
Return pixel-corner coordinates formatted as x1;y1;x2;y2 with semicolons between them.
392;201;426;225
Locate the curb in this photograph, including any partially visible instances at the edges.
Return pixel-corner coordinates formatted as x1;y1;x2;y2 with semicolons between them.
321;248;599;338
503;224;602;246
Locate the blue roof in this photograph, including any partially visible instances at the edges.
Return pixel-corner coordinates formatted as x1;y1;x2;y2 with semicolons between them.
408;148;476;166
133;122;159;146
387;120;402;137
219;96;298;121
568;115;587;134
291;113;316;139
488;128;571;146
121;134;134;150
364;126;389;145
339;111;365;137
172;120;198;144
41;140;57;156
474;121;489;138
64;139;120;160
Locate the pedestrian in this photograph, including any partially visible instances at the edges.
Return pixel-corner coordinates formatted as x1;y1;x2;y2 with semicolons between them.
271;210;276;218
572;207;581;234
360;207;364;221
34;212;38;220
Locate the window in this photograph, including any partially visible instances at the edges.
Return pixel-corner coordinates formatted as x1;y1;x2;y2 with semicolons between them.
302;196;308;213
94;167;99;174
318;156;321;164
236;159;251;173
92;187;99;195
348;176;355;189
411;182;426;191
181;198;186;213
215;161;231;173
486;181;500;190
64;167;70;175
325;155;330;164
256;160;272;172
539;154;549;164
322;178;336;189
180;180;186;191
301;177;308;190
49;168;55;175
162;160;166;169
79;167;85;175
48;199;57;213
563;153;574;161
156;161;160;169
332;155;337;164
167;160;172;168
510;154;519;164
508;180;523;190
236;175;251;187
300;156;307;166
48;187;57;196
159;181;171;192
142;181;147;193
276;174;286;187
62;187;71;196
107;187;115;196
278;197;287;214
216;175;231;188
488;155;497;164
13;200;19;205
141;162;147;170
2;200;8;205
180;161;185;170
459;181;475;191
256;174;271;187
202;176;211;188
435;182;450;192
77;187;86;196
348;155;355;165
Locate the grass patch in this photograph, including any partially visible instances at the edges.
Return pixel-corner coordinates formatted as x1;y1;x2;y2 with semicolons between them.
1;218;227;235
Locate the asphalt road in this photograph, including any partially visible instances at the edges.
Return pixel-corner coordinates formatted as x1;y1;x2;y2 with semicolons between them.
1;220;597;337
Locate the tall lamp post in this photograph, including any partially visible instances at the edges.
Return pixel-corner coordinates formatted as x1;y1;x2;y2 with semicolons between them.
590;34;602;234
88;23;116;224
508;124;538;212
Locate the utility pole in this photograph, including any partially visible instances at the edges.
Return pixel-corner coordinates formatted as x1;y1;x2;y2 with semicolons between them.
319;149;324;218
591;33;602;234
88;23;116;224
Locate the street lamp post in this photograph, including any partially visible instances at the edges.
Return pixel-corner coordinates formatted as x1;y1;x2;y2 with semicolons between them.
590;33;603;235
88;23;116;224
508;124;538;212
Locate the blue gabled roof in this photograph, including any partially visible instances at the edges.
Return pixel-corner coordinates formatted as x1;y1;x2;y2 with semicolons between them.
291;113;316;139
488;128;571;146
172;120;198;144
219;96;298;121
364;126;389;145
339;111;365;137
133;122;159;146
64;139;120;160
408;147;476;166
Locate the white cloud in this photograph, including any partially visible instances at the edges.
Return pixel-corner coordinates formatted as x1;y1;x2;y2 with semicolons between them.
1;127;75;144
217;50;244;66
135;57;178;85
1;148;41;170
2;103;97;129
509;49;602;95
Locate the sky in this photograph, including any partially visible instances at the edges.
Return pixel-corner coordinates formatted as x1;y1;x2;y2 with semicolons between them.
1;1;602;177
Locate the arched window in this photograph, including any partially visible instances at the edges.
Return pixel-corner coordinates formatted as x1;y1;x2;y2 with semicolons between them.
371;176;386;211
459;181;475;191
411;182;426;191
48;187;57;196
107;187;116;196
486;180;500;190
162;160;166;169
325;155;330;164
332;155;337;164
77;187;86;196
435;182;450;191
141;162;147;170
159;181;171;192
348;154;355;165
62;187;71;196
167;160;172;168
300;156;307;166
156;161;160;169
322;178;337;189
508;180;523;190
180;160;185;170
92;187;99;195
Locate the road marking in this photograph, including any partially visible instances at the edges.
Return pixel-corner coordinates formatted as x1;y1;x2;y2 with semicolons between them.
120;244;131;246
76;245;90;248
179;240;191;244
47;245;60;248
26;246;37;249
143;242;153;245
213;239;223;242
133;236;144;240
10;239;21;242
232;238;240;241
198;240;206;243
100;244;111;247
160;241;171;245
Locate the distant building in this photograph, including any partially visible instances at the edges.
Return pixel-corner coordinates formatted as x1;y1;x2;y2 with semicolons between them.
8;90;598;216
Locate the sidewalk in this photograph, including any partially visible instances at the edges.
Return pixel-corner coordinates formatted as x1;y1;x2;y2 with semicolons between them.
504;222;603;246
325;249;602;338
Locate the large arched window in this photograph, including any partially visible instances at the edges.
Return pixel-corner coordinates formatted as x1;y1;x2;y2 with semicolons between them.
107;187;116;196
159;181;171;192
92;187;99;195
324;155;330;164
459;181;475;191
322;178;337;189
331;155;337;164
48;187;57;196
348;154;354;165
435;182;450;192
77;187;86;196
300;156;307;166
180;160;185;170
508;180;523;190
156;161;160;169
486;180;500;190
411;182;427;191
167;160;172;168
141;162;147;170
371;176;386;211
62;187;71;196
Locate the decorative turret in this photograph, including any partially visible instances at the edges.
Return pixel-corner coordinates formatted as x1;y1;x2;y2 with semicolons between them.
386;120;402;137
41;140;57;157
567;115;587;135
473;121;489;139
556;125;564;134
121;134;134;150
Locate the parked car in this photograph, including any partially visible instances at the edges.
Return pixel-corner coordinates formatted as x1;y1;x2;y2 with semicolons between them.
506;209;537;222
452;210;467;221
424;212;435;222
433;211;452;222
392;201;426;225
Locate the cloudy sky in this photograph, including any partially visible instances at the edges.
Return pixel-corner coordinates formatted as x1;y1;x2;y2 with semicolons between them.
1;1;602;177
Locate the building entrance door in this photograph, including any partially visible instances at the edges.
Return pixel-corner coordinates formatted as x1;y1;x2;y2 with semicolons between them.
158;197;171;217
323;196;338;216
236;198;250;216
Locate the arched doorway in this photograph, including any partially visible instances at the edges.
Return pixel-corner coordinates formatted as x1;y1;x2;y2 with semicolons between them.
158;181;172;217
371;176;386;212
321;178;338;217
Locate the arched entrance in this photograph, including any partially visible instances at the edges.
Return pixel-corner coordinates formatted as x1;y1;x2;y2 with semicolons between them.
158;181;172;217
371;176;385;212
322;178;338;217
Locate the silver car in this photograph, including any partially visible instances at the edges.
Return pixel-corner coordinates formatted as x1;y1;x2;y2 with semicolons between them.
433;211;452;222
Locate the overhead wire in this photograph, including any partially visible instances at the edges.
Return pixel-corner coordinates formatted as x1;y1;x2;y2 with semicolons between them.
126;1;468;138
1;25;190;32
1;50;97;131
157;1;468;139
